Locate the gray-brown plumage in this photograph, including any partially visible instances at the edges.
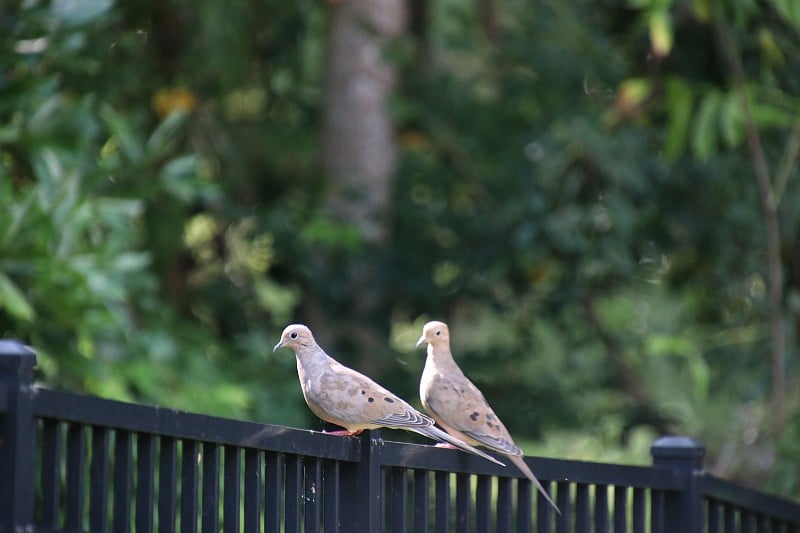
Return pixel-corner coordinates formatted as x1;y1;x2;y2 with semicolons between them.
273;324;504;466
416;320;560;514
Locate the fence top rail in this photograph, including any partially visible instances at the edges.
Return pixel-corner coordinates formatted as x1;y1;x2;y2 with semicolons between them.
33;388;360;461
378;440;685;489
703;474;800;524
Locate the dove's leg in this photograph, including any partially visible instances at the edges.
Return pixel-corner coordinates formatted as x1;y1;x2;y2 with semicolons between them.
324;429;363;436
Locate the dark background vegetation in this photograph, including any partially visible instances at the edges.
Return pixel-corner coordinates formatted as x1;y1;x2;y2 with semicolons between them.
2;0;799;498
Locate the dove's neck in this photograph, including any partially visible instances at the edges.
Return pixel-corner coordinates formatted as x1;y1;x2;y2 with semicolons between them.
426;343;458;369
294;344;332;378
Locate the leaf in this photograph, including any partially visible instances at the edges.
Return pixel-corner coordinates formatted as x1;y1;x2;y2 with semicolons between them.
146;111;189;155
100;105;144;162
51;0;114;26
161;155;199;202
691;91;722;162
664;77;693;158
649;9;673;58
0;274;35;321
769;0;800;29
719;91;745;148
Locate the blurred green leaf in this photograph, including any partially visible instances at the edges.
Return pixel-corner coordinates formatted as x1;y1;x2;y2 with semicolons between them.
51;0;114;26
692;91;722;162
0;274;35;322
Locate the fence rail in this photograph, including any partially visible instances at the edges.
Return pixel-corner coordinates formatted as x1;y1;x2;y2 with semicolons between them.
1;340;798;532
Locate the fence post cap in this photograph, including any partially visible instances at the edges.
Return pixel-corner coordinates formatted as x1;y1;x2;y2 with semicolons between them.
651;435;705;470
0;340;36;368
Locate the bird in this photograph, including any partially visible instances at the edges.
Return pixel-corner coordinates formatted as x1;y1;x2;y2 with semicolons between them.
273;324;505;466
416;320;561;514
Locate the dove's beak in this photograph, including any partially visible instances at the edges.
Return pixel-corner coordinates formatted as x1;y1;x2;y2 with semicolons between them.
415;335;427;349
273;340;284;352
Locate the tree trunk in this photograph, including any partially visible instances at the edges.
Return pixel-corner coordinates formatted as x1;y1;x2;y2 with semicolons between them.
313;0;406;373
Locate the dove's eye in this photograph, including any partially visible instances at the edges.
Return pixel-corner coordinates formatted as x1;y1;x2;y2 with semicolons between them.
290;332;298;339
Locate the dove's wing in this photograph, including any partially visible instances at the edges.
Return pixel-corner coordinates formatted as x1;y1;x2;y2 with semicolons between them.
422;365;522;456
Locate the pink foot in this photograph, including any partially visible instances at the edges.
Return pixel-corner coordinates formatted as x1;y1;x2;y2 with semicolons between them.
324;429;363;437
435;443;457;449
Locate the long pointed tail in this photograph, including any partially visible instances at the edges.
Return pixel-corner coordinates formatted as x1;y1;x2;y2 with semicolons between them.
508;454;561;514
414;425;506;467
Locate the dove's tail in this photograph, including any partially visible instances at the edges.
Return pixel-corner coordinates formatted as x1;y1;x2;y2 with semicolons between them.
508;454;561;515
414;425;506;467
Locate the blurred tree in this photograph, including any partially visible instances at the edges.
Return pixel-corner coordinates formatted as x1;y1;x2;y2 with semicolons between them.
310;0;407;376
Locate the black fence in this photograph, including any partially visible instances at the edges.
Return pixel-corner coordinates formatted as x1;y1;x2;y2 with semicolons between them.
1;340;798;532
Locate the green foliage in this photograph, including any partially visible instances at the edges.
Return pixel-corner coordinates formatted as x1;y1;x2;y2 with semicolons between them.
1;0;798;498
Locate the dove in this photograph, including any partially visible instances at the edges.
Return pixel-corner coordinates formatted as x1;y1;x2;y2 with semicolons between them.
273;324;504;466
416;320;561;514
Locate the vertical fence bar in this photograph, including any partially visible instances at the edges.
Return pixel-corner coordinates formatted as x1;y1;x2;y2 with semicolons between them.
651;489;665;533
613;485;627;533
575;484;590;533
435;471;451;532
323;459;340;532
538;481;555;532
304;457;322;533
0;340;37;532
556;482;571;533
707;498;720;533
159;436;178;533
339;430;383;532
517;477;533;533
496;476;512;533
244;449;262;533
392;467;409;533
595;484;609;533
632;487;646;533
114;430;134;533
741;509;754;533
89;426;111;532
181;440;199;533
264;452;284;533
476;475;491;533
137;432;156;532
40;419;63;529
223;446;241;533
413;469;430;533
651;436;705;533
755;513;768;533
455;473;471;533
65;423;87;531
284;455;303;533
722;503;736;533
202;443;220;532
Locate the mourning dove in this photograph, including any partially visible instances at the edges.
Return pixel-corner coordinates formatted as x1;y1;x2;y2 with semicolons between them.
416;320;561;514
273;324;504;466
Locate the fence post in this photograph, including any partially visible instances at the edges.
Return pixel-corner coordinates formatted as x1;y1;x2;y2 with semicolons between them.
651;435;705;533
339;429;383;532
0;340;38;533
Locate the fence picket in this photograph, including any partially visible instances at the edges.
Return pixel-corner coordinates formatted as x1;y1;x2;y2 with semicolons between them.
89;426;110;532
158;436;178;533
113;430;133;533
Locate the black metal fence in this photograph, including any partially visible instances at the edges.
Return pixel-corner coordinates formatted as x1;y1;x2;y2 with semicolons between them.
1;340;798;532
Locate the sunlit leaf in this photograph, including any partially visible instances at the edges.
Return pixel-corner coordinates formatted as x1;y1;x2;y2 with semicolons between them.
51;0;114;26
649;9;673;58
99;105;144;162
0;274;35;321
719;91;745;148
664;77;693;158
691;91;722;162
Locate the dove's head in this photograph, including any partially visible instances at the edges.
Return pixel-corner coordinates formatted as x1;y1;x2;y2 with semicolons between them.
415;320;450;349
273;324;316;353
